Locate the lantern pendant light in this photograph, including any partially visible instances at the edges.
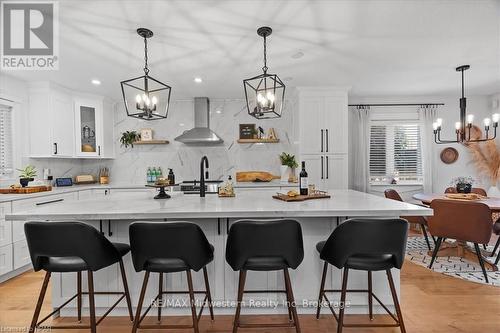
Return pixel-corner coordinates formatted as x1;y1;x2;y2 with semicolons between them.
120;28;171;120
243;26;285;119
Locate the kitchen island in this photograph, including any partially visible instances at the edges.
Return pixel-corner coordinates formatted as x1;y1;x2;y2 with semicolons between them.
7;189;431;317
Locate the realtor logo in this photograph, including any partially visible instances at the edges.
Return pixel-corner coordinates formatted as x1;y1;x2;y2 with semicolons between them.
1;1;59;70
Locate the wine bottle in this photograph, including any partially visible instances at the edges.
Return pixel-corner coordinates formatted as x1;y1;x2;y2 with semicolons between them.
299;161;308;195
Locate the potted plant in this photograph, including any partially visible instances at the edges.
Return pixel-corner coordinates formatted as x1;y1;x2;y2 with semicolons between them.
279;152;299;183
17;165;37;187
451;176;474;193
120;131;141;148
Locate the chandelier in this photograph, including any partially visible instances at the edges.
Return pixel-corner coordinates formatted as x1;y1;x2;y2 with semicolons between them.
433;65;498;144
120;28;171;120
243;26;285;119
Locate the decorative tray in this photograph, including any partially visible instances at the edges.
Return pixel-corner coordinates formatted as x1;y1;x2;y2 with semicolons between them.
273;191;331;202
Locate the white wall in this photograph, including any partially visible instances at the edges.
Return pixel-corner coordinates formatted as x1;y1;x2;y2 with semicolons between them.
349;94;498;197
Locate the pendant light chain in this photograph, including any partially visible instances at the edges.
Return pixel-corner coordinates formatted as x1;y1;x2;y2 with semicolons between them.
143;36;149;75
262;34;268;74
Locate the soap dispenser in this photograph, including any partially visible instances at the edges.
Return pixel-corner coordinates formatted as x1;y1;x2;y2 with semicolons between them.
168;168;175;185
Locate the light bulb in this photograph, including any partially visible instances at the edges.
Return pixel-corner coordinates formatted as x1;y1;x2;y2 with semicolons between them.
493;113;500;123
151;96;158;105
135;95;141;103
144;96;150;106
433;122;438;131
436;118;443;127
257;93;264;102
484;118;491;127
142;94;147;101
455;122;461;130
467;114;474;124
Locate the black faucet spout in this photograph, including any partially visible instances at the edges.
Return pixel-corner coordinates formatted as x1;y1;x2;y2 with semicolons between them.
200;156;209;197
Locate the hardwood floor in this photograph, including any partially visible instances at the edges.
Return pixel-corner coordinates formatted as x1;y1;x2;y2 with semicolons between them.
1;261;499;333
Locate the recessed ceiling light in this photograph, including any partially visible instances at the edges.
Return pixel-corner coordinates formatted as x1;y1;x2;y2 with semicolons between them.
216;110;222;114
291;51;304;59
91;79;101;85
194;77;203;83
179;123;185;127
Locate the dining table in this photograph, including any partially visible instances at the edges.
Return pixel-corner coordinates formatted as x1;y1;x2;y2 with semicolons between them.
413;193;498;271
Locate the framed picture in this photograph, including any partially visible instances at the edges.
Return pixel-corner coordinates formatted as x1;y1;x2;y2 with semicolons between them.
239;124;256;139
140;128;153;141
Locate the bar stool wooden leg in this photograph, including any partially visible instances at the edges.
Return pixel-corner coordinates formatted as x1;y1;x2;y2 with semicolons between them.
387;269;406;333
368;271;373;320
232;270;247;333
132;271;150;333
316;262;328;319
158;272;163;323
203;266;215;320
186;270;199;333
29;271;51;332
119;259;134;322
337;268;349;333
284;268;301;333
77;271;82;323
87;270;97;333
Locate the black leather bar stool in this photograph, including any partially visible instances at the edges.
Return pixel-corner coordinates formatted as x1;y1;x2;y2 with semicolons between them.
129;221;215;333
25;221;134;333
315;218;408;333
226;219;304;333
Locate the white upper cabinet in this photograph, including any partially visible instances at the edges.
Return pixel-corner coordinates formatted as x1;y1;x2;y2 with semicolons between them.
297;87;349;190
28;82;114;159
298;87;348;155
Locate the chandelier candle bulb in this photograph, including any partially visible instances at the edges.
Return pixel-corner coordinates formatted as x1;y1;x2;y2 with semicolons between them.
493;113;500;124
467;114;474;124
455;122;461;131
433;122;439;131
436;118;443;127
484;118;491;127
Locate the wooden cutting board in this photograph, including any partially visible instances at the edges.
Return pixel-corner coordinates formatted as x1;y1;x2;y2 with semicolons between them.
0;185;52;194
273;193;331;202
236;171;280;182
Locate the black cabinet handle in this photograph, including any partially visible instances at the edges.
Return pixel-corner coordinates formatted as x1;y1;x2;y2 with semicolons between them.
108;220;113;237
321;156;324;179
99;220;104;235
320;130;324;152
217;218;221;235
98;146;101;156
326;129;329;152
53;143;58;155
326;156;329;179
36;198;63;206
226;218;230;235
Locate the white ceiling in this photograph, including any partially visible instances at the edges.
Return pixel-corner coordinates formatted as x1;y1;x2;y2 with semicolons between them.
4;0;500;100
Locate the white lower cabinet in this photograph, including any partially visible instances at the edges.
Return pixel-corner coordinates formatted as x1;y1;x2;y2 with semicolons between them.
13;240;31;270
0;244;13;275
0;220;12;247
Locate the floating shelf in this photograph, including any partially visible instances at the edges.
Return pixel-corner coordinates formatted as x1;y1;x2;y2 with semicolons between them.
237;138;280;144
133;140;169;145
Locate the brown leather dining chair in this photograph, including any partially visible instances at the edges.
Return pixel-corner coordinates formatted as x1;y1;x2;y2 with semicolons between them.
384;189;434;250
427;199;492;283
444;187;487;196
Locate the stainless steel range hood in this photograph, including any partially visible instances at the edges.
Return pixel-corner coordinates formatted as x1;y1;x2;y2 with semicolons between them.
174;97;224;144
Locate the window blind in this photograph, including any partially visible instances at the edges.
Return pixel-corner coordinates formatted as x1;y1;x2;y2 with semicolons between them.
369;122;422;182
0;106;13;175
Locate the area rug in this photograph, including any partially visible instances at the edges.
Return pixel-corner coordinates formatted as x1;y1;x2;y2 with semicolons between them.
405;236;500;287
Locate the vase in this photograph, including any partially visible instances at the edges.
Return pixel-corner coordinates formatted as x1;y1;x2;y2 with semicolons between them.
456;183;472;193
488;183;500;198
19;177;33;187
288;167;296;182
280;165;289;183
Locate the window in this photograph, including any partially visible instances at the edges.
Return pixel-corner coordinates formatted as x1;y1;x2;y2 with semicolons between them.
0;105;13;176
369;121;423;183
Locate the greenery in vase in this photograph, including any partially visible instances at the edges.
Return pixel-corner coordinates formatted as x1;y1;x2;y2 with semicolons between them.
450;176;474;186
279;152;299;169
16;165;37;179
120;131;141;148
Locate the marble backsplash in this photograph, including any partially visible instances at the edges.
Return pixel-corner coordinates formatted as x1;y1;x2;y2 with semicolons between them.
80;98;297;184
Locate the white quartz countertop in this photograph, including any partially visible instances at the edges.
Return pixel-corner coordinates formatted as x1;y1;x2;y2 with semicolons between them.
0;180;295;203
6;189;432;221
